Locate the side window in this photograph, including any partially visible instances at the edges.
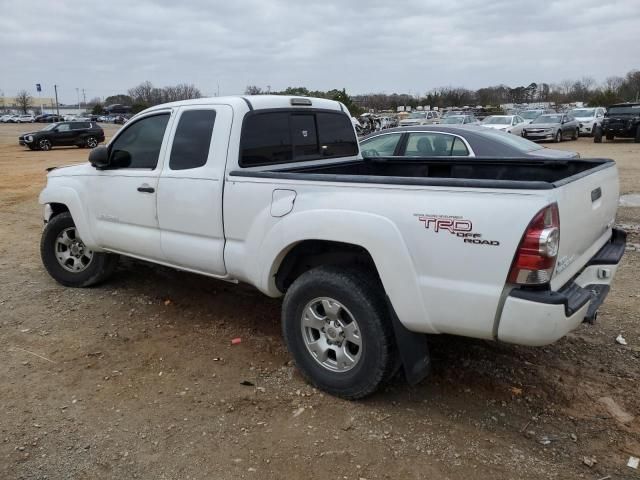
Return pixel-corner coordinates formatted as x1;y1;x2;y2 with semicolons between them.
360;133;402;158
71;122;89;130
316;112;358;157
169;110;216;170
240;111;358;167
405;133;455;156
57;123;70;132
241;113;292;166
451;137;469;156
109;113;170;169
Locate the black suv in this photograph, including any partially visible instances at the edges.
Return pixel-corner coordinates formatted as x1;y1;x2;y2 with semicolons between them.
594;103;640;143
19;122;105;151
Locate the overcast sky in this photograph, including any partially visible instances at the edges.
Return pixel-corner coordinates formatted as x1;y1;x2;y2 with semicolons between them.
1;0;639;103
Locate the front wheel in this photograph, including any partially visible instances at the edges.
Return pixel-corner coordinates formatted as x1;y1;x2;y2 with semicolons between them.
594;126;603;143
282;266;397;399
41;212;118;287
572;128;578;140
38;138;52;151
555;130;562;143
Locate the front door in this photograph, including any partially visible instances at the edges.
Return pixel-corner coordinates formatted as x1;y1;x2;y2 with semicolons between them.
52;123;76;146
156;105;232;276
84;111;172;261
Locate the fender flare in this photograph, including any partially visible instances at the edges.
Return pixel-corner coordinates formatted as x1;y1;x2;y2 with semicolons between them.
256;209;436;334
39;186;98;248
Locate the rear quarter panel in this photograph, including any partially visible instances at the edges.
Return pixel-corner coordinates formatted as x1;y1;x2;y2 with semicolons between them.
224;176;551;338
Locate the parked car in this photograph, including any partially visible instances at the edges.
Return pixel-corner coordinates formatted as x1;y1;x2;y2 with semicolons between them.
594;103;640;143
359;126;579;159
440;115;479;125
481;115;527;135
19;121;105;151
0;114;14;122
519;109;554;124
38;95;624;399
6;114;22;123
113;115;128;124
522;114;579;142
399;111;440;127
568;107;606;136
15;113;36;123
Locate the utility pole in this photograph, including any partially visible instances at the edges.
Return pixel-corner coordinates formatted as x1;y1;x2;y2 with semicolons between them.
76;87;80;111
82;88;86;107
54;85;60;116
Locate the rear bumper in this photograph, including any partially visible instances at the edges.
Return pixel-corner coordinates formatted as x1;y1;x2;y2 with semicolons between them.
497;228;626;346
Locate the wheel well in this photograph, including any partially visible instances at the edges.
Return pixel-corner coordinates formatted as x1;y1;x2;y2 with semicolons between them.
275;240;380;293
49;203;69;218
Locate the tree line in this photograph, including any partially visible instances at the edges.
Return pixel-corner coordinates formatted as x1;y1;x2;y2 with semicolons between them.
353;69;640;111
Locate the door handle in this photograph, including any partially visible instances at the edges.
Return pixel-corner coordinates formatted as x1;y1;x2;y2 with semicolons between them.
137;185;155;193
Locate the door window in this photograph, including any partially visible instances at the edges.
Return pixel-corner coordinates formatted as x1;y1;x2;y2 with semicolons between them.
360;133;402;157
109;113;170;169
56;124;71;132
169;110;216;170
405;132;467;156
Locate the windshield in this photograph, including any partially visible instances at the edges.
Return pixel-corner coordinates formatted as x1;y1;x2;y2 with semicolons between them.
520;111;542;120
569;108;595;117
484;116;511;125
42;123;58;131
608;105;640;115
441;116;465;124
532;114;562;124
408;112;426;119
479;128;543;152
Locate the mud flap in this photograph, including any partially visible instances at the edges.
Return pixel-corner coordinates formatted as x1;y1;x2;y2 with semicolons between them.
386;297;431;385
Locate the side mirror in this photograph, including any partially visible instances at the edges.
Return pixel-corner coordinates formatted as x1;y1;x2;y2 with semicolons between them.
597;113;603;118
89;145;110;169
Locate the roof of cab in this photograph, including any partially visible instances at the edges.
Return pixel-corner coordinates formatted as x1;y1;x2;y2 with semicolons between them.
143;95;345;114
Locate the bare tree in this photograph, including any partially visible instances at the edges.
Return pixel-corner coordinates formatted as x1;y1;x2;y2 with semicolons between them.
244;85;263;95
15;89;33;113
604;76;624;93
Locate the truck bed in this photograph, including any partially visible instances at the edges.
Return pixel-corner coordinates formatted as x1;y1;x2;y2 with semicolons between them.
231;157;614;190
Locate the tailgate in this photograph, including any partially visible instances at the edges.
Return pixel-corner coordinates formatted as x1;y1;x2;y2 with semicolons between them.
551;163;619;290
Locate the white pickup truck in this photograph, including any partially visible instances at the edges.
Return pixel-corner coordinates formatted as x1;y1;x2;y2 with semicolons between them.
39;95;626;399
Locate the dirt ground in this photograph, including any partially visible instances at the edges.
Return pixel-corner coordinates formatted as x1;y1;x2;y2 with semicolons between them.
1;122;639;480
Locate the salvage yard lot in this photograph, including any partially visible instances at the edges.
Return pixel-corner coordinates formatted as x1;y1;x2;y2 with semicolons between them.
0;122;639;479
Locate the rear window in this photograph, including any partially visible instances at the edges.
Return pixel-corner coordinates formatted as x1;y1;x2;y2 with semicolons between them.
240;110;357;167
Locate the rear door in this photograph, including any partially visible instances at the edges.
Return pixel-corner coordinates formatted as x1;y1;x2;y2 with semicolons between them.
550;163;620;289
156;104;232;275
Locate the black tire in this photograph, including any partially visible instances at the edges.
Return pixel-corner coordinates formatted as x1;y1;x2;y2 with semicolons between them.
555;130;562;143
282;266;397;399
594;126;603;143
38;138;52;151
635;126;640;143
606;133;614;141
572;128;578;140
591;124;597;137
41;212;118;288
85;136;98;148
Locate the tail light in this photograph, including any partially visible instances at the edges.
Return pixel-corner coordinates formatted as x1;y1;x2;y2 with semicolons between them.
508;203;560;285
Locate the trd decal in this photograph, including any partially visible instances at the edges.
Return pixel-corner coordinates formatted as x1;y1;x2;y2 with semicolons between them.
415;213;500;246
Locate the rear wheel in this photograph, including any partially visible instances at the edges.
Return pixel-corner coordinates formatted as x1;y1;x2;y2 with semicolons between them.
572;128;578;140
41;212;118;287
85;136;98;148
282;266;397;399
606;133;614;141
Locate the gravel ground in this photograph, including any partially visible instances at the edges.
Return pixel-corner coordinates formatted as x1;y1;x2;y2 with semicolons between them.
0;123;639;480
